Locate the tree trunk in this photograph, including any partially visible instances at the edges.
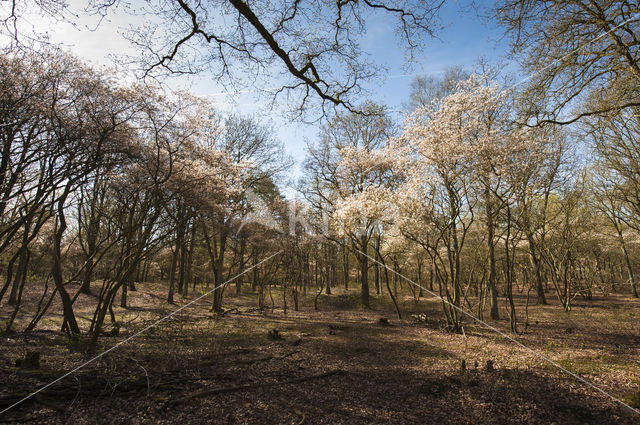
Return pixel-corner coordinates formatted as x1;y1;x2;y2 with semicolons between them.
178;236;187;294
429;266;434;291
0;251;20;306
8;243;29;306
81;256;94;295
360;235;370;308
184;223;196;297
485;189;500;320
417;258;423;298
236;237;246;295
527;232;547;305
343;245;349;291
252;248;259;291
167;245;179;304
303;251;308;295
52;201;81;337
209;228;228;313
374;236;381;295
505;207;517;333
616;223;638;298
120;279;128;307
325;261;331;295
375;245;401;319
5;249;30;333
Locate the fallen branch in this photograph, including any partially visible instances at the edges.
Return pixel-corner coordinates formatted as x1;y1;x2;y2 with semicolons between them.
220;307;240;317
279;350;299;360
200;354;272;367
167;369;346;405
0;377;151;409
200;350;299;367
234;355;273;365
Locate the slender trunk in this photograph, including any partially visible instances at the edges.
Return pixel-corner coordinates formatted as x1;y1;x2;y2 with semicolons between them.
526;231;547;305
360;235;370;308
208;228;228;313
25;280;57;332
236;237;246;295
375;235;381;295
5;249;29;333
505;207;517;333
485;189;499;320
142;257;151;283
616;223;638;298
120;278;128;308
374;243;401;319
393;261;399;299
252;248;259;291
178;236;187;294
8;243;29;306
429;267;434;291
0;251;20;305
314;254;318;291
81;256;94;295
120;231;134;309
302;251;308;296
417;258;423;298
282;279;287;315
52;192;81;337
324;244;331;295
167;245;179;304
374;259;380;295
343;246;349;291
89;283;122;353
325;261;331;295
184;223;196;297
448;222;462;332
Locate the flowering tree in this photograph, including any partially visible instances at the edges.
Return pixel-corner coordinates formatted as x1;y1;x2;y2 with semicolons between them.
303;103;395;307
389;73;562;330
392;82;480;331
195;113;287;313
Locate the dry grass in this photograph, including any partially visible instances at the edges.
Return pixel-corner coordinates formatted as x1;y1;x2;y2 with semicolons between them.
1;281;639;424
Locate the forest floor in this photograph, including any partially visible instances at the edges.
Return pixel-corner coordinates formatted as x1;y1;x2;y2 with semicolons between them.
1;281;640;424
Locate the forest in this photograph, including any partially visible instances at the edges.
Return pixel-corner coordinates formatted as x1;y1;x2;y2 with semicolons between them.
1;0;640;424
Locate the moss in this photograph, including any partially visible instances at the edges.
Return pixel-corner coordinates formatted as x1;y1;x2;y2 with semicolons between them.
622;392;640;409
556;358;600;376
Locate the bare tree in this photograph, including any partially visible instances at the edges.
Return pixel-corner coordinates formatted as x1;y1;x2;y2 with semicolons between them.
404;65;470;112
0;0;444;117
497;0;640;125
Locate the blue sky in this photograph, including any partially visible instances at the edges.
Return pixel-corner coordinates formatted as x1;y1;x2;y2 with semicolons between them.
13;0;514;195
271;0;512;188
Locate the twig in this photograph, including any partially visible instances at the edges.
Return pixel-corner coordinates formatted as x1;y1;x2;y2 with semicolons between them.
294;407;306;424
130;357;151;398
167;369;345;405
280;350;299;360
33;396;66;413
